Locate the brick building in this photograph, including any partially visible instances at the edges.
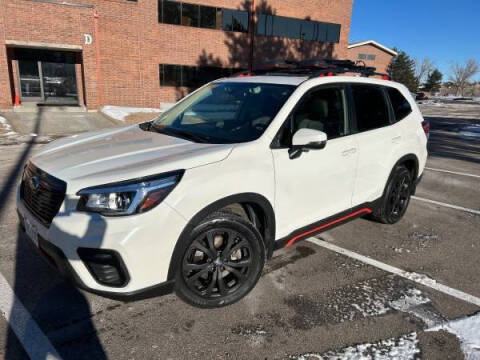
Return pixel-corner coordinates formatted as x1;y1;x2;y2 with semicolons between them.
347;40;397;75
0;0;353;110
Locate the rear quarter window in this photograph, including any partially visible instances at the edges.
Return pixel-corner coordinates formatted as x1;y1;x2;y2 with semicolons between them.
387;87;413;122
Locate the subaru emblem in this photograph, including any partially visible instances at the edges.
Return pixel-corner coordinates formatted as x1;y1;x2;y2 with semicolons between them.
30;176;40;191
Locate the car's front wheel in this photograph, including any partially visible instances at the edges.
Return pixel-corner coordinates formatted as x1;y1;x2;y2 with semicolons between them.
175;211;265;308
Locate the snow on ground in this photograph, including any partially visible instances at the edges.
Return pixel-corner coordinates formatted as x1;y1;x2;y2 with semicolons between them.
101;103;174;121
101;106;160;121
0;116;52;145
429;313;480;360
0;116;17;136
290;333;420;360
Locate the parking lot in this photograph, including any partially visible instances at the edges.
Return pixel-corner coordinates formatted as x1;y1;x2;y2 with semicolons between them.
0;102;479;359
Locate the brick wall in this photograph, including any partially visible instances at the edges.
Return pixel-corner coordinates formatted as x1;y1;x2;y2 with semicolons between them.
347;44;394;74
0;0;353;109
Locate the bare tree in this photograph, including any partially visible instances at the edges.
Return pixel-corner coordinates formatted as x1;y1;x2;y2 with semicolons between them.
415;57;434;85
449;59;480;96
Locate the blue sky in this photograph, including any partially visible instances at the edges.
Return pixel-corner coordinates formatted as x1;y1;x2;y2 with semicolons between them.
350;0;480;80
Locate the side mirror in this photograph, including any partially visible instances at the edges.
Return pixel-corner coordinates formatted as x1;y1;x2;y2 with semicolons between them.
289;128;327;159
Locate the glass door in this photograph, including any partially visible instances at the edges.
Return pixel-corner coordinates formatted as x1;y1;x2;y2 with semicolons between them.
18;60;42;101
16;48;80;106
41;62;78;105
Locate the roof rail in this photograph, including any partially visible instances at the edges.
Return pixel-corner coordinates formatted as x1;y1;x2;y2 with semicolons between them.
233;58;390;80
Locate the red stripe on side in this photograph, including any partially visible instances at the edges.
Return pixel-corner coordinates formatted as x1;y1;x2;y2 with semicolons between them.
285;208;372;248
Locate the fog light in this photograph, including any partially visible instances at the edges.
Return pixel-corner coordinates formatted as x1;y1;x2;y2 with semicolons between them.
77;248;129;287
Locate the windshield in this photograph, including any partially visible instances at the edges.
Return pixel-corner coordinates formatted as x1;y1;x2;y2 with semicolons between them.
150;82;295;144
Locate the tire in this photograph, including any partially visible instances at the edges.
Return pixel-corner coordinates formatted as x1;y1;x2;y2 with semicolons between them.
370;165;413;224
175;211;265;308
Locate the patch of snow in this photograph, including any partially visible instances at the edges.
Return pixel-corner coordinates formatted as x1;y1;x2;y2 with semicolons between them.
290;333;420;360
160;102;175;111
429;313;480;360
0;116;53;145
0;116;15;132
101;105;162;121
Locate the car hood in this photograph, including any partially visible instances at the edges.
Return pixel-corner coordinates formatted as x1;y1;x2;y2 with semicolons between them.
31;125;234;193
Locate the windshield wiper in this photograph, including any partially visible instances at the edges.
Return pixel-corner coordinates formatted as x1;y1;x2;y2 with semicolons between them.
152;126;212;143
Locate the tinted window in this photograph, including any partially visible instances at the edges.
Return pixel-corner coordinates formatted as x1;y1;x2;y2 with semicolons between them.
387;87;412;122
162;0;181;25
200;5;216;29
222;9;233;31
159;1;247;33
256;13;340;43
181;3;199;27
151;83;295;144
352;85;391;132
300;20;315;41
291;87;348;140
367;54;376;60
326;23;341;43
182;65;199;88
160;64;244;88
316;22;328;42
160;64;181;86
232;10;248;32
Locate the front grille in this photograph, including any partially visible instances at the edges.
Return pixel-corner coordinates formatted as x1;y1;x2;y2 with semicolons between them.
20;162;66;228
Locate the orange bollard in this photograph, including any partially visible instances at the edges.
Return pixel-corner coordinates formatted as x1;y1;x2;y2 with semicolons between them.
14;93;21;106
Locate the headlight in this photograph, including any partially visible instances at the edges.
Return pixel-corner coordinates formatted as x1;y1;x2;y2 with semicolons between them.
77;170;184;216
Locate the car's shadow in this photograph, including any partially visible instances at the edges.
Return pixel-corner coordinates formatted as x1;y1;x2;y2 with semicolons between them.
0;108;107;359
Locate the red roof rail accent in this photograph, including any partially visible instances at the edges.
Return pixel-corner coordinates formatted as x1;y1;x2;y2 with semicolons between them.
236;72;253;77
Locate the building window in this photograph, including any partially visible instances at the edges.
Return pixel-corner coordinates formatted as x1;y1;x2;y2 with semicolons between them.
160;64;244;88
257;13;341;43
159;1;249;33
161;0;181;25
199;5;217;29
181;2;199;27
358;54;376;61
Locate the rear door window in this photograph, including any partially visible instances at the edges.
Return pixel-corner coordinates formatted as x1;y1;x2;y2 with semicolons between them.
387;87;412;122
351;84;391;132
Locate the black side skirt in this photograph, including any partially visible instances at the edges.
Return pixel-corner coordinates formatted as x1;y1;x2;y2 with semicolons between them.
274;200;382;250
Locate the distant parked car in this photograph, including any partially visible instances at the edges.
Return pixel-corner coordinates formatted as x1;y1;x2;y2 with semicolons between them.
416;92;429;101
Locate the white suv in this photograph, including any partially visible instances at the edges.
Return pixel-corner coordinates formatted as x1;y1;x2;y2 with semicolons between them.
17;71;428;308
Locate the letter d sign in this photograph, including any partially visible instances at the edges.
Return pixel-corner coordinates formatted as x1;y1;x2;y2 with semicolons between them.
84;34;93;45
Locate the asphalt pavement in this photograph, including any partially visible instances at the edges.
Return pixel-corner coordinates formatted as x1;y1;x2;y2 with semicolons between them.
0;102;478;360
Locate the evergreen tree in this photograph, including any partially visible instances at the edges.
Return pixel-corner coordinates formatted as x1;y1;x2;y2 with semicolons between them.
424;69;443;93
387;49;418;92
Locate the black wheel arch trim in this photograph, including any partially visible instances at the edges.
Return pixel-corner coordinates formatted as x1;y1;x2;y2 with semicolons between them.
387;154;420;194
167;193;276;281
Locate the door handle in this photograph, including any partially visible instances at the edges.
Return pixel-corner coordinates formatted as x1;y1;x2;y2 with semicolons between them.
392;136;402;143
342;148;357;156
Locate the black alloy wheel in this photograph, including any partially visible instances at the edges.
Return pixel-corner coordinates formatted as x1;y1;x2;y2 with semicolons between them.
370;165;413;224
183;228;252;298
175;212;265;308
386;170;411;221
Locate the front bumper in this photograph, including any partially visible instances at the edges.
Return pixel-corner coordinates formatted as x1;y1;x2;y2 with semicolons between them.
17;190;187;300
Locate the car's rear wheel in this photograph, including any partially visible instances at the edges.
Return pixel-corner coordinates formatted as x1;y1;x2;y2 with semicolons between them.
371;165;413;224
175;212;265;308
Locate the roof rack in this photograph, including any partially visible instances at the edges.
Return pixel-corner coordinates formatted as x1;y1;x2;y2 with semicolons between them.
234;58;390;80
